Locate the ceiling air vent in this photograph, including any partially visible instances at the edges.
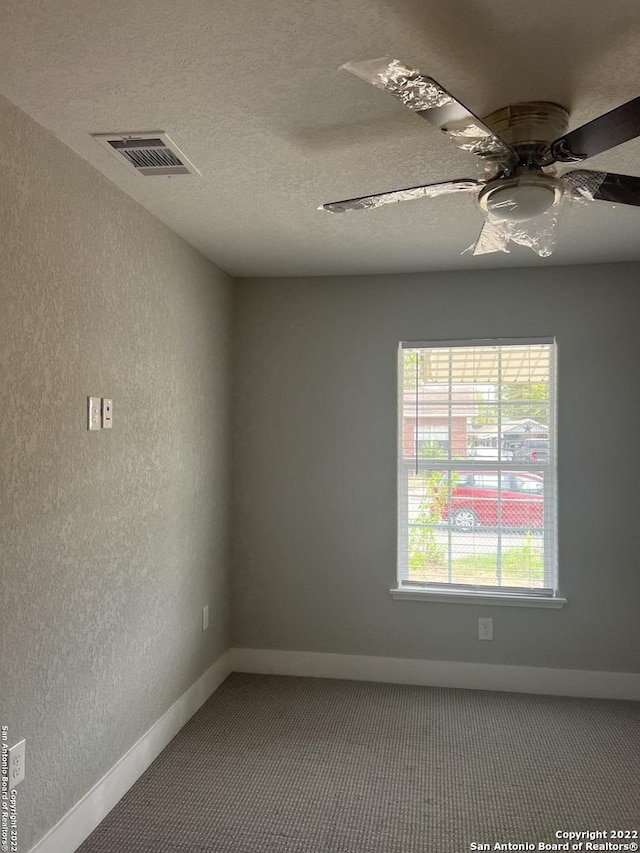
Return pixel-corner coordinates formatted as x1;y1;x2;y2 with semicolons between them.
92;132;199;176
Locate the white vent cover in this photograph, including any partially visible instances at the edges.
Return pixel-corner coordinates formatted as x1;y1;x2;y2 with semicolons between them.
92;132;199;176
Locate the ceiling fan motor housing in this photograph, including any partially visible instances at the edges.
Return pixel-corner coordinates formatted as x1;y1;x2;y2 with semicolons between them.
483;101;570;166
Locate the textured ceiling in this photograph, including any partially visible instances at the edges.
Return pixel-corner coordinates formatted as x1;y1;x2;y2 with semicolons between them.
2;0;640;277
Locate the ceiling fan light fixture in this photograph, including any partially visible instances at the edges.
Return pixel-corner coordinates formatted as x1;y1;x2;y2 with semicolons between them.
478;176;564;222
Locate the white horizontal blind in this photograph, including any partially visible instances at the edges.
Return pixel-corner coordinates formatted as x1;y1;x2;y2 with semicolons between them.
397;339;557;595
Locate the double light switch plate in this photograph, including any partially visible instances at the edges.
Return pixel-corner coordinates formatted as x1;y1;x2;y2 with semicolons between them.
87;397;113;430
88;397;101;431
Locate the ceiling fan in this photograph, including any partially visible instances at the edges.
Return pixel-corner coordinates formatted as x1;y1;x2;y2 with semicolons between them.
319;58;640;256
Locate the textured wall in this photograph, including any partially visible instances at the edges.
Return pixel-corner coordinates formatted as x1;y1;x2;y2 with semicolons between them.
232;266;640;674
0;95;232;851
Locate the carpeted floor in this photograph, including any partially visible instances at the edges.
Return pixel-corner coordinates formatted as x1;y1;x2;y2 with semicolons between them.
78;673;640;852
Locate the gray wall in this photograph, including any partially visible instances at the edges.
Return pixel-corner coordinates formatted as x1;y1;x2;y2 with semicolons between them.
232;266;640;674
0;96;232;851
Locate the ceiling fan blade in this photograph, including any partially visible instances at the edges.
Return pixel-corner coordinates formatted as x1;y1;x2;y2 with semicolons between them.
341;57;517;167
550;98;640;163
562;169;640;207
319;178;481;213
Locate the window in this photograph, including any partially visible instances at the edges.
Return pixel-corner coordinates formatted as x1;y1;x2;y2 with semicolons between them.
416;423;450;454
397;339;559;604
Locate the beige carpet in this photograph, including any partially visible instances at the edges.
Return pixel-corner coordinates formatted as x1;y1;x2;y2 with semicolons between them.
78;673;640;852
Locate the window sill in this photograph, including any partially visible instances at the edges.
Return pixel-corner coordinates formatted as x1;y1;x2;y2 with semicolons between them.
390;587;567;608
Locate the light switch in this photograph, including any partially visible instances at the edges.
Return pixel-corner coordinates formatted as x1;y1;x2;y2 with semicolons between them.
88;397;101;431
102;398;113;429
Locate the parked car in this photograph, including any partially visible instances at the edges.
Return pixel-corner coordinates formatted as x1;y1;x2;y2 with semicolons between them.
441;471;544;530
468;447;513;461
512;439;549;463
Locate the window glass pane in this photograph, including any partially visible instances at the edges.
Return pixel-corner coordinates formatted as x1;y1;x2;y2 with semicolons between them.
399;340;556;593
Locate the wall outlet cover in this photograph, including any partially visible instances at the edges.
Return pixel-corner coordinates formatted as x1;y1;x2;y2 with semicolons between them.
8;739;25;788
478;617;493;641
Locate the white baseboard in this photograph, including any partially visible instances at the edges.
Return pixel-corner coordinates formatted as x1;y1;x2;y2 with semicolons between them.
229;648;640;701
30;650;232;853
29;646;637;853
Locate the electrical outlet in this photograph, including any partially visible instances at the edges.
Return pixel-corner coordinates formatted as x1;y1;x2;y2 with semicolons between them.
478;617;493;641
87;397;101;430
202;604;209;632
8;739;25;788
102;398;113;429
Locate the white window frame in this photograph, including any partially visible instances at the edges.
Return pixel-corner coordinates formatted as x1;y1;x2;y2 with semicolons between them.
392;337;566;609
